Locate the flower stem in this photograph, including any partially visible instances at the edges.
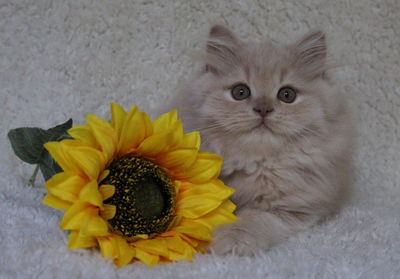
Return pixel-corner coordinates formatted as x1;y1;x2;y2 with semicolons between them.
28;165;40;187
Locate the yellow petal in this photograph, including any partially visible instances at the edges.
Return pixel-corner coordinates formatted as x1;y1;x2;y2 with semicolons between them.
134;234;149;240
134;247;159;266
67;125;97;147
164;237;196;261
156;148;198;170
61;209;91;231
166;215;182;231
42;193;71;210
176;152;223;184
180;132;200;149
161;231;199;247
68;231;97;249
110;103;127;139
99;236;137;267
98;169;110;183
98;236;114;259
118;107;147;155
166;249;194;262
79;180;103;207
164;236;185;254
178;233;199;248
45;172;86;202
99;184;115;200
172;220;212;241
100;204;116;220
123;234;150;242
173;122;184;142
87;114;117;161
141;110;154;139
134;238;169;258
68;146;105;180
60;202;91;230
193;200;237;229
176;193;222;219
136;131;179;157
113;236;136;268
179;179;235;201
152;110;178;133
219;198;237;212
44;142;80;174
83;214;110;236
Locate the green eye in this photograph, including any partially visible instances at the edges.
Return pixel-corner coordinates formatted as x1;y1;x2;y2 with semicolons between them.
231;84;251;100
277;87;297;103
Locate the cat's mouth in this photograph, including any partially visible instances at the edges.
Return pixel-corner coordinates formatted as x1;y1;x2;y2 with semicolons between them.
253;119;274;133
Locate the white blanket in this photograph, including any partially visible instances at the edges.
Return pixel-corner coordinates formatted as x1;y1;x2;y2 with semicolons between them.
1;0;399;278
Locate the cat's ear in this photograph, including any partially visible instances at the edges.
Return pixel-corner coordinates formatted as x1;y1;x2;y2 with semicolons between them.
205;25;240;75
293;31;326;80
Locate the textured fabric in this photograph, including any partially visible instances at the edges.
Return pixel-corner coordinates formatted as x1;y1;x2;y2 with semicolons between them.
1;0;399;278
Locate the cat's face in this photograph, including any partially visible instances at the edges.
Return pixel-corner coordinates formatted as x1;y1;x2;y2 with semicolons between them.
200;56;326;138
189;26;334;146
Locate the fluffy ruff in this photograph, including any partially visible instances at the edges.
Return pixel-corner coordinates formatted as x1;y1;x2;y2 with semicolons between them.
1;0;399;278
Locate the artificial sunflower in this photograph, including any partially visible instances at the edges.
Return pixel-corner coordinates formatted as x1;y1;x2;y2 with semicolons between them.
43;103;236;267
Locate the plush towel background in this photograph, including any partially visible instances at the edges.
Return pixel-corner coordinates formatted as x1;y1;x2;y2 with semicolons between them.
1;0;399;278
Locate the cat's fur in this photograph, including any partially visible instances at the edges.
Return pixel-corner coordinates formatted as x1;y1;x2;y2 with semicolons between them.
173;25;353;255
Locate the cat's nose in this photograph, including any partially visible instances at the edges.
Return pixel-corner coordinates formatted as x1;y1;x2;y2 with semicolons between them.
253;106;274;117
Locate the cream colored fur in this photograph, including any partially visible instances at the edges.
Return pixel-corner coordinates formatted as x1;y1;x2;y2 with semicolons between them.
174;25;354;255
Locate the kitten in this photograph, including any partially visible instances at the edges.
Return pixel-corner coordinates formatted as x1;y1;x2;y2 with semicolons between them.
173;25;353;255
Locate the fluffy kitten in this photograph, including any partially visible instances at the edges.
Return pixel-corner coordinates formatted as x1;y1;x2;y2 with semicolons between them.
173;25;353;255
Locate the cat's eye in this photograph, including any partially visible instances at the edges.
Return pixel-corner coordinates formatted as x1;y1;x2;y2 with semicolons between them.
277;87;297;103
231;84;251;100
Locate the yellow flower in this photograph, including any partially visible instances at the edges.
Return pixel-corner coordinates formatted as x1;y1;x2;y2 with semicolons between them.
43;103;236;267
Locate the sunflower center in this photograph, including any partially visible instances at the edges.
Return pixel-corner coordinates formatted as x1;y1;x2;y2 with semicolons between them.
101;155;176;240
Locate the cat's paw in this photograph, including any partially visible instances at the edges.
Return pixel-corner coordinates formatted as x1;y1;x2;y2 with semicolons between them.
210;227;258;256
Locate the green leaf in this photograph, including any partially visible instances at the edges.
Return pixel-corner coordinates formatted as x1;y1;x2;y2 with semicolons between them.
8;119;73;164
39;151;63;181
8;128;49;164
47;119;73;141
8;119;73;182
